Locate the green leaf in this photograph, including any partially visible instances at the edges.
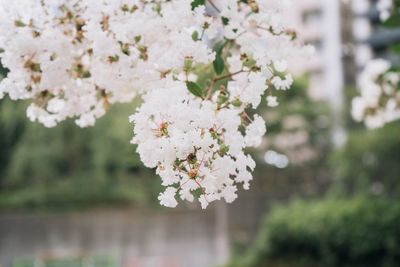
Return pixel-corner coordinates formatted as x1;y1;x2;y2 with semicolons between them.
231;99;242;107
212;41;226;75
221;17;229;26
186;81;204;98
213;41;225;54
217;93;229;105
218;144;230;156
191;31;199;41
213;56;225;75
134;35;141;43
14;20;26;27
191;0;205;10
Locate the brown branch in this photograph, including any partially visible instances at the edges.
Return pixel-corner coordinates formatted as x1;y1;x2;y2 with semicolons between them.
205;70;248;100
207;0;220;12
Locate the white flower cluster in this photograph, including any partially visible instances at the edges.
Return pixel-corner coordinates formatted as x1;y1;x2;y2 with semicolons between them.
377;0;393;21
129;1;310;208
0;0;212;127
352;59;400;129
1;0;310;208
130;82;259;209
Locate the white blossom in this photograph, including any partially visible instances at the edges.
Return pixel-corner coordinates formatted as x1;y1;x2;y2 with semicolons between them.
377;0;393;21
158;187;178;208
266;95;279;107
245;115;267;147
1;0;309;209
271;74;294;90
352;59;400;129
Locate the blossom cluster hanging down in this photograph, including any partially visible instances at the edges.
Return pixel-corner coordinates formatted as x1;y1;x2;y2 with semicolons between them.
352;0;400;129
352;59;400;129
129;0;311;208
0;0;311;208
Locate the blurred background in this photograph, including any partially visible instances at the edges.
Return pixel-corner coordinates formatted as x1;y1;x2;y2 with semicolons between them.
1;0;400;267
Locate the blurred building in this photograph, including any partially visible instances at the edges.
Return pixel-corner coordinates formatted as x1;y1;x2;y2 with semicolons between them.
288;0;400;98
286;0;325;100
285;0;400;144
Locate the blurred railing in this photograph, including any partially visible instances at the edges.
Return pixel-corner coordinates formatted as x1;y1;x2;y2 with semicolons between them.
13;256;117;267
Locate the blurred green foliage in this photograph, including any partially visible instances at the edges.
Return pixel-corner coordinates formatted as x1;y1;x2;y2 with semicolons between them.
331;121;400;197
228;81;400;265
0;68;331;211
0;96;161;211
227;197;400;267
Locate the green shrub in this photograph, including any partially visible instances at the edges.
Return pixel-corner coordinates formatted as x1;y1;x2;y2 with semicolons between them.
331;122;400;197
228;198;400;267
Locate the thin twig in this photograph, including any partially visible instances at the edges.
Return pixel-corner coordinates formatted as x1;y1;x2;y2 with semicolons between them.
206;70;248;100
241;111;253;124
207;0;220;12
